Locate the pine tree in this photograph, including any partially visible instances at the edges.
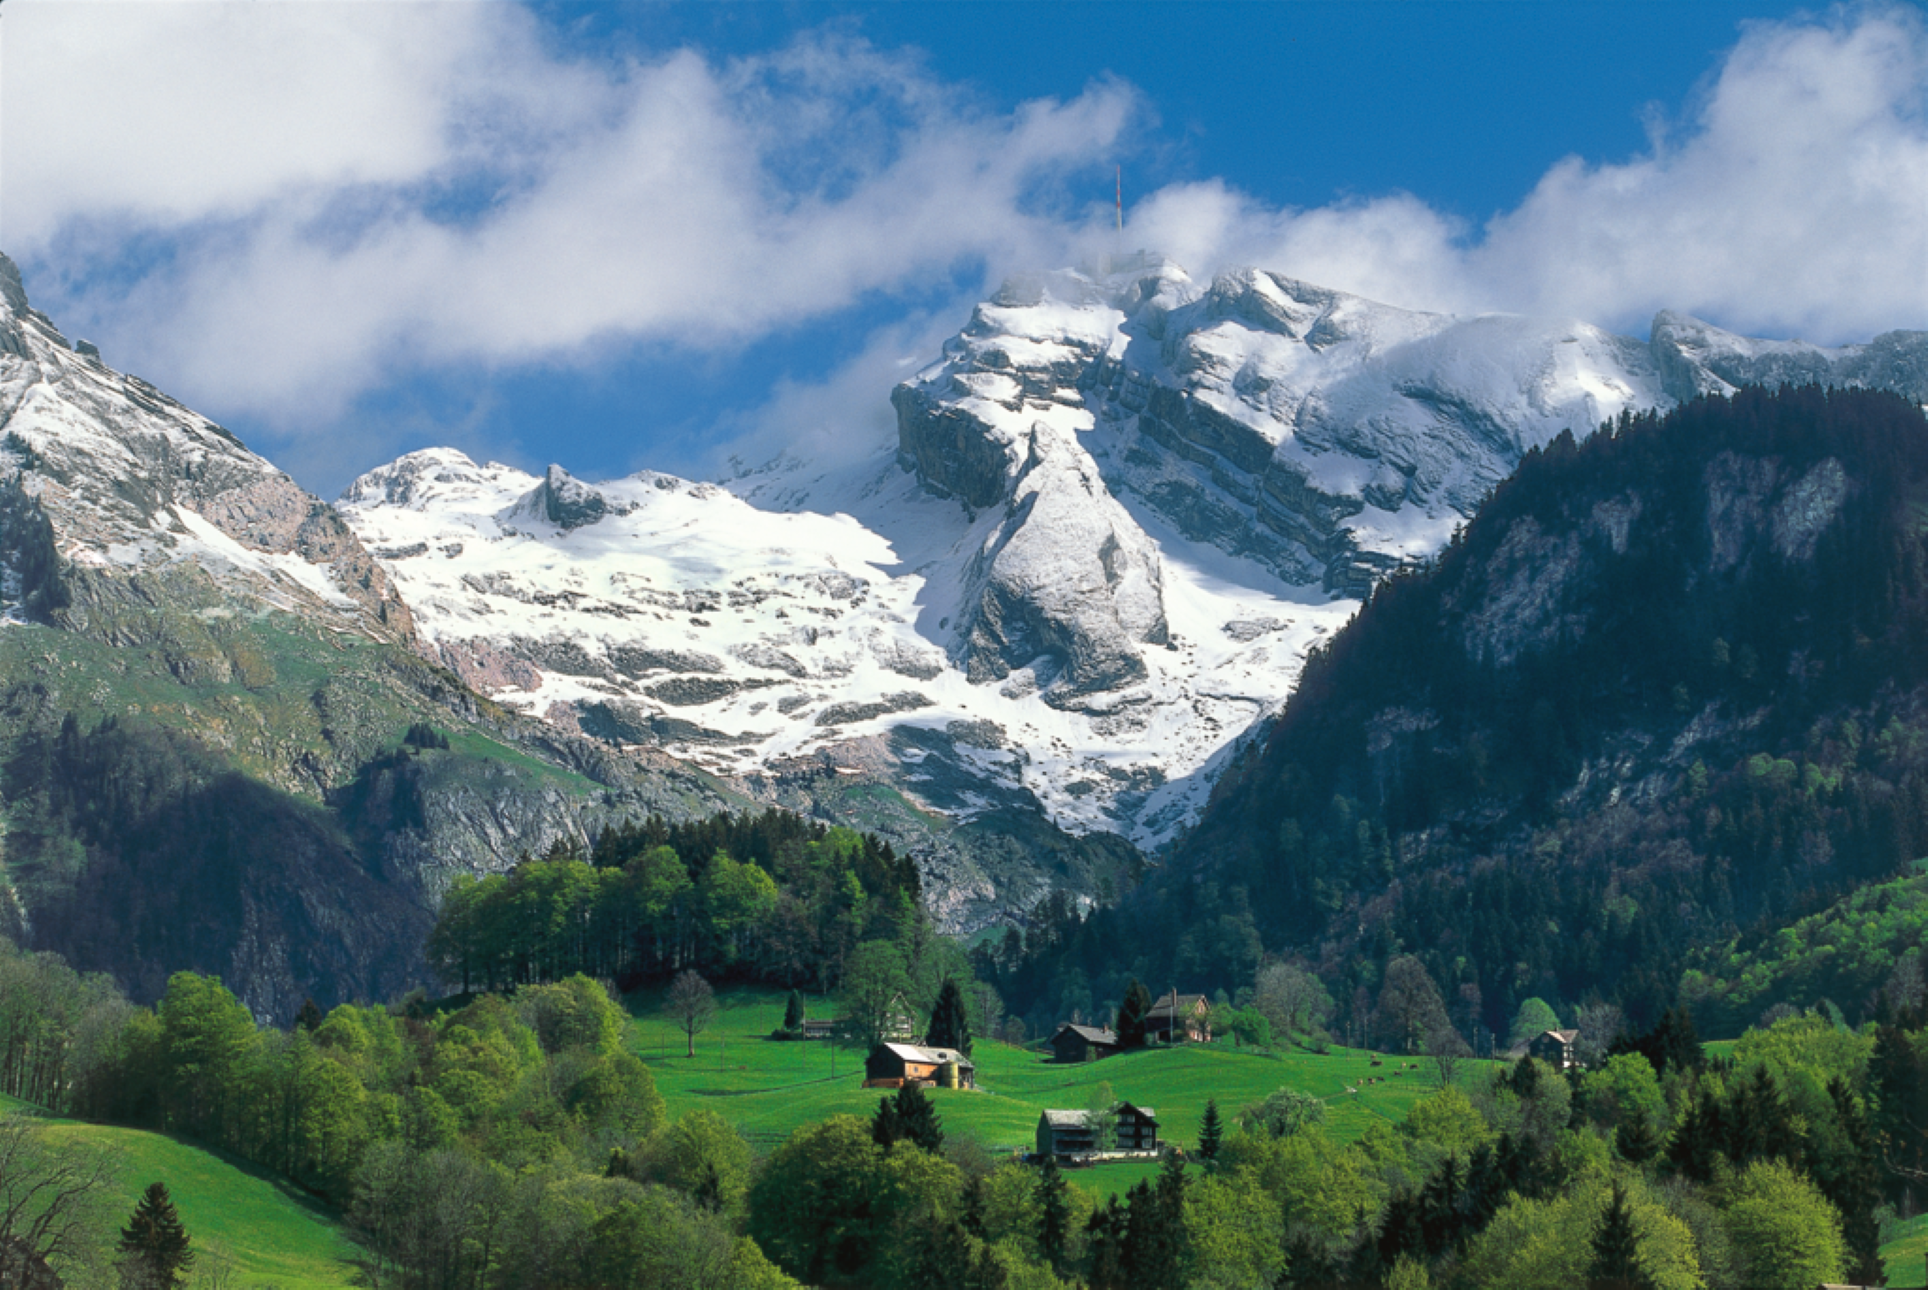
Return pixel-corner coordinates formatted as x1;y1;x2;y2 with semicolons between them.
782;988;806;1033
117;1182;193;1290
1085;1196;1128;1290
871;1092;903;1150
1818;1077;1887;1283
878;1081;944;1154
1588;1181;1650;1290
1198;1098;1223;1163
1155;1164;1188;1285
926;977;973;1055
1615;1113;1661;1164
1116;979;1153;1049
1037;1154;1071;1275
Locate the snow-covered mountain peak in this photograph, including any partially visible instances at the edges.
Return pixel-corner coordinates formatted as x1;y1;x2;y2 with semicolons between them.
338;256;1928;928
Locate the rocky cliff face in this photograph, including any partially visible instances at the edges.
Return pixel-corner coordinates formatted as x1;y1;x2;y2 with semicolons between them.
0;254;415;659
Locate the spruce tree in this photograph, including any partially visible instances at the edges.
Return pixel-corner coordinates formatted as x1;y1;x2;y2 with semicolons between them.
879;1081;944;1154
1116;979;1153;1049
926;977;973;1055
295;997;324;1033
1588;1180;1650;1290
1198;1098;1223;1163
782;988;806;1033
1615;1113;1661;1164
1037;1154;1071;1275
1085;1196;1127;1290
871;1092;903;1150
117;1182;193;1290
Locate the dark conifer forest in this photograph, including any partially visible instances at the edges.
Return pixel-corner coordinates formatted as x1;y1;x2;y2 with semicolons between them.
982;387;1928;1044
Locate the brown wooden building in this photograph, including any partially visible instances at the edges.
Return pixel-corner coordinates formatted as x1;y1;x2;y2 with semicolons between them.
863;1042;977;1089
1524;1028;1580;1070
1050;1022;1120;1063
1145;992;1212;1043
1112;1101;1160;1151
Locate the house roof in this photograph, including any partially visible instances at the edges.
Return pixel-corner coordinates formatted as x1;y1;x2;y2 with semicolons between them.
875;1042;975;1069
1040;1101;1154;1129
1506;1029;1582;1060
1146;993;1209;1018
1054;1023;1120;1046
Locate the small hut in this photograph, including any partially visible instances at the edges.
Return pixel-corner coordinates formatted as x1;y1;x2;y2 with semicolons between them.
1050;1022;1120;1063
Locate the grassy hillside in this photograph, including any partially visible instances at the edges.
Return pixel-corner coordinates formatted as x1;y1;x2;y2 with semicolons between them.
1884;1214;1928;1288
631;987;1465;1199
7;1105;360;1288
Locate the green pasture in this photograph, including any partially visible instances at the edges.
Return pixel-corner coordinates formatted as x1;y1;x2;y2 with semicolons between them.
1885;1213;1928;1288
3;1106;358;1289
631;987;1478;1199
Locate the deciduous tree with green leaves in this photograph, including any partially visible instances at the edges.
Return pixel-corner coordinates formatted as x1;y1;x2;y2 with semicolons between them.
1721;1157;1847;1290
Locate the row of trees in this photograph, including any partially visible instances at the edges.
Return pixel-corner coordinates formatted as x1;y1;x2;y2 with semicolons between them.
427;817;929;995
0;937;808;1288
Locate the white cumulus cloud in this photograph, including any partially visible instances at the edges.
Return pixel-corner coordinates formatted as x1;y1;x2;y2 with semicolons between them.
2;1;1924;487
1127;6;1928;342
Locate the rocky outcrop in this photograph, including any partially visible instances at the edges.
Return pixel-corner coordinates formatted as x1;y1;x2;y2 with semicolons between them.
894;258;1928;617
0;252;415;649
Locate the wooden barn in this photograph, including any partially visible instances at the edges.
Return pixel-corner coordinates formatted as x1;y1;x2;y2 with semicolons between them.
1145;992;1212;1043
863;1042;976;1090
1050;1022;1120;1063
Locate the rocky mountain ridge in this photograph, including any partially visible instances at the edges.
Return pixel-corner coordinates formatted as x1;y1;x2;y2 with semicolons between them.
7;243;1928;1009
345;254;1928;897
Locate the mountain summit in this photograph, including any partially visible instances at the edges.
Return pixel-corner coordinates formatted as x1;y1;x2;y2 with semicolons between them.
344;254;1928;919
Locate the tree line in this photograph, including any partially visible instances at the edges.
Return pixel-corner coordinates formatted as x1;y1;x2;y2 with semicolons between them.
426;813;928;996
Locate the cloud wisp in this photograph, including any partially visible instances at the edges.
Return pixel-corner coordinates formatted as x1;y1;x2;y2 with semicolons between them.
3;3;1925;481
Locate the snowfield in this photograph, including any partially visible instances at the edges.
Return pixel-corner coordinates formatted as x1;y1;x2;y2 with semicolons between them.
339;254;1928;852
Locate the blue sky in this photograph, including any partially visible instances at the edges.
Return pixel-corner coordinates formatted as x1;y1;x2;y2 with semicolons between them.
5;1;1926;496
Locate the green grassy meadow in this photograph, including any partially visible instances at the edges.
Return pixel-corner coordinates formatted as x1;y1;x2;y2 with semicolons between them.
8;995;1927;1281
4;1106;359;1288
1885;1214;1928;1288
631;987;1468;1200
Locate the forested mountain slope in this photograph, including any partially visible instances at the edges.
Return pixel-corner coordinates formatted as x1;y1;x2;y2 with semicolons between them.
988;386;1928;1041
